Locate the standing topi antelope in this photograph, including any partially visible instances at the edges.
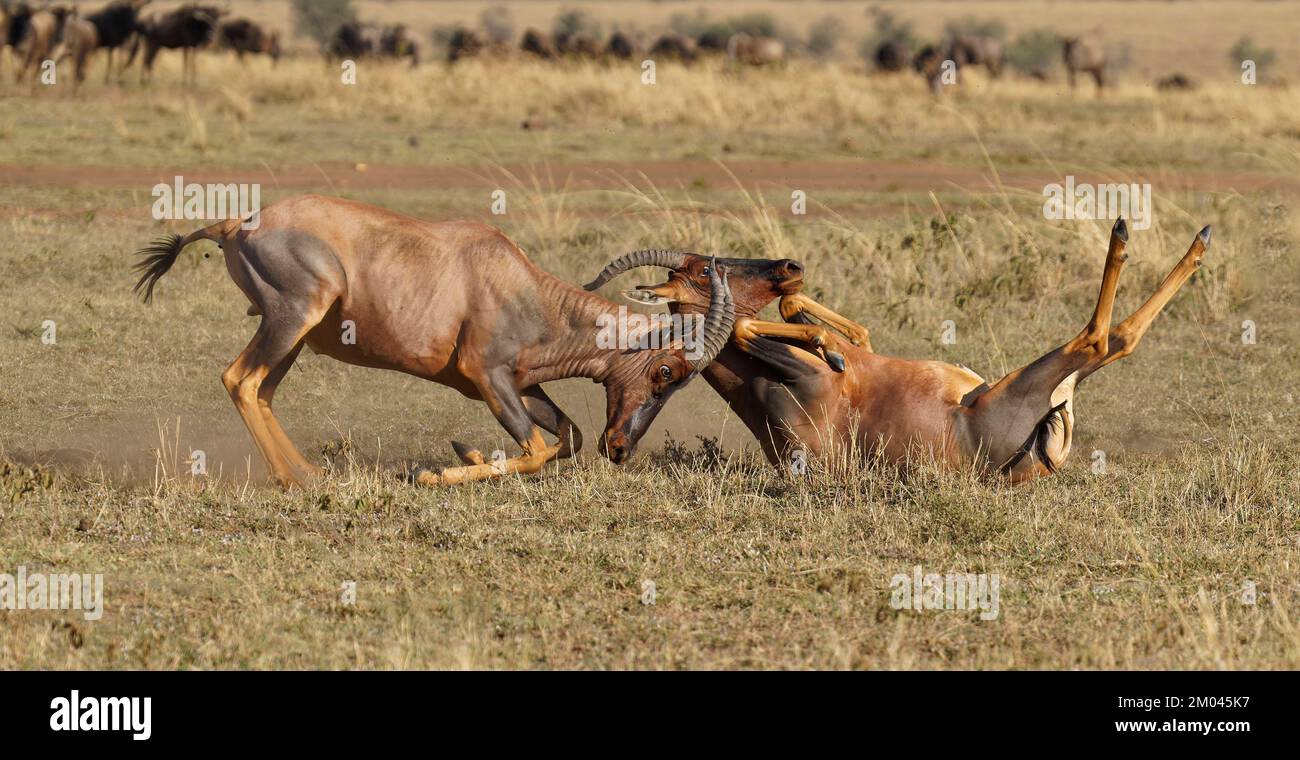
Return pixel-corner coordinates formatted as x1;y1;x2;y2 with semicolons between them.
1062;36;1106;95
586;220;1211;482
132;195;735;488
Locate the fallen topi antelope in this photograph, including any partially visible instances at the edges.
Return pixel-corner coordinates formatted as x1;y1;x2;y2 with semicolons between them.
586;220;1211;482
132;194;735;488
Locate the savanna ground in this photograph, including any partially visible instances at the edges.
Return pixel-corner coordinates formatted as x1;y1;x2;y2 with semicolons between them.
1;0;1298;669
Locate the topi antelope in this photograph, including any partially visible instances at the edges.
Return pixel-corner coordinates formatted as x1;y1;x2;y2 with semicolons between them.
587;220;1211;482
1063;36;1106;95
132;195;735;488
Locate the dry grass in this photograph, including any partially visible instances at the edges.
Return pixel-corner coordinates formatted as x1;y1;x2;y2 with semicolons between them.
1;2;1298;670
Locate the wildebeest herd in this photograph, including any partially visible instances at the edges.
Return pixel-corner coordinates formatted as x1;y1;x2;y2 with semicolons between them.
0;0;276;84
0;0;1112;94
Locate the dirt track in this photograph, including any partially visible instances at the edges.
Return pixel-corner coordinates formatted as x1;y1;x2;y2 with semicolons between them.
2;160;1296;196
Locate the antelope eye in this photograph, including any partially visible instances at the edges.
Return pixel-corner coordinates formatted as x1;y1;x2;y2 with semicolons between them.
700;266;710;277
658;364;673;381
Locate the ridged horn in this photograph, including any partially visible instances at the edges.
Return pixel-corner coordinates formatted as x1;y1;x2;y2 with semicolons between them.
582;249;691;291
690;258;735;371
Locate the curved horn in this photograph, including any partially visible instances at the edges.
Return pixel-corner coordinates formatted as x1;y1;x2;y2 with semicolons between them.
582;248;691;291
690;258;735;371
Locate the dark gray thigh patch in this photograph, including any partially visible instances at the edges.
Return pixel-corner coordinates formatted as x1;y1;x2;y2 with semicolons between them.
239;229;347;304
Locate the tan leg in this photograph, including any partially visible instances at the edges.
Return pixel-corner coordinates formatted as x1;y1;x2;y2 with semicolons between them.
734;318;835;373
418;429;561;486
222;334;301;488
257;342;324;482
779;293;872;349
1086;226;1210;376
1072;218;1129;355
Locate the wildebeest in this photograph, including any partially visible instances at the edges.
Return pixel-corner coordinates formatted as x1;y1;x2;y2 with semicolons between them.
326;21;375;61
216;18;280;63
446;27;487;62
78;0;151;84
555;30;601;59
605;30;638;60
378;23;418;67
519;28;556;59
5;2;73;82
872;39;910;73
949;34;1005;78
1156;72;1195;91
1062;36;1106;94
725;32;784;66
647;32;696;63
128;4;225;84
696;26;730;54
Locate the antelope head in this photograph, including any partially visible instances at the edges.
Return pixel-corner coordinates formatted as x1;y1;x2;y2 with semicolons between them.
597;259;736;463
584;249;804;319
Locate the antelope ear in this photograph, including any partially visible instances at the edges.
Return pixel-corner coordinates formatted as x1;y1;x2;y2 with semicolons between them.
622;288;674;306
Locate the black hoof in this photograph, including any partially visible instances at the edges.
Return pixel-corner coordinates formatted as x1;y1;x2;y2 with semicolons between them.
826;350;847;373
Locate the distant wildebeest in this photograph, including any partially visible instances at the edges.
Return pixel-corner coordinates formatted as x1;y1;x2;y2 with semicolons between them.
76;0;151;84
379;23;418;67
519;28;557;59
726;32;784;66
647;32;696;63
5;2;73;82
1156;72;1195;91
326;21;375;61
696;27;730;54
914;42;958;95
128;4;225;84
2;1;35;79
446;27;487;62
605;30;638;60
1062;36;1106;94
216;18;280;64
872;39;910;73
949;34;1005;78
555;30;600;59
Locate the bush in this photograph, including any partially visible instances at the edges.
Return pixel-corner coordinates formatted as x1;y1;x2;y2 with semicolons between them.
806;16;843;60
858;8;917;62
292;0;355;44
553;8;601;39
1007;28;1059;77
480;5;514;44
1229;36;1276;75
943;16;1006;41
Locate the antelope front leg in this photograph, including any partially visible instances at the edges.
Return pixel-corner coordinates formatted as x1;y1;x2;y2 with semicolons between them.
417;429;561;486
734;319;844;373
415;375;562;486
778;293;871;350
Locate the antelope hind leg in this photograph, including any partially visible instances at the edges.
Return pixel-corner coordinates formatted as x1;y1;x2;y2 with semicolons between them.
1084;225;1210;377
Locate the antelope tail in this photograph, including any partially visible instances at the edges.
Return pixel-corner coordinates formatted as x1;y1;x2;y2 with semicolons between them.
131;220;233;303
